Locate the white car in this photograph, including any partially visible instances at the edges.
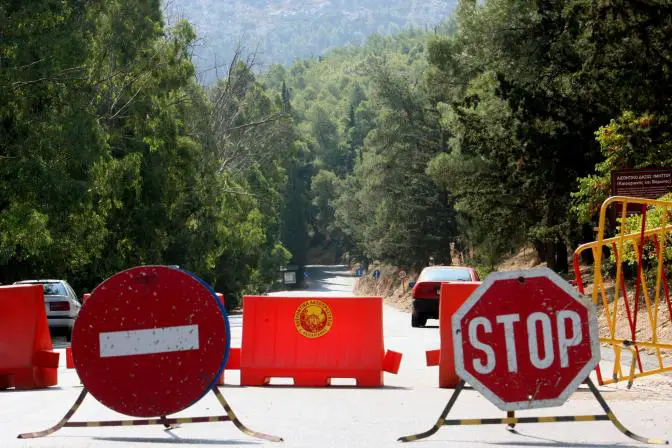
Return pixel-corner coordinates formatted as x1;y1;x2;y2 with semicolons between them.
13;279;81;341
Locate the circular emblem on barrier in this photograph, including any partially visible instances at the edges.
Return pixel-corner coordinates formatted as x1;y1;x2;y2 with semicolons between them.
294;299;333;338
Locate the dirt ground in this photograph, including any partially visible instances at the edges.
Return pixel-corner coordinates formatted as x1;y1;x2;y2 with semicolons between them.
355;247;546;313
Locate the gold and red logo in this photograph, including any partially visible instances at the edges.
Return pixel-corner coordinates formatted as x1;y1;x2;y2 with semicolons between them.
294;299;333;338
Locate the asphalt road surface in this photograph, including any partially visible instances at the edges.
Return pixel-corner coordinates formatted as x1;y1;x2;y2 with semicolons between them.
1;265;671;448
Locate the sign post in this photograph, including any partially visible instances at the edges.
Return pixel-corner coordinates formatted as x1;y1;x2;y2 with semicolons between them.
19;266;281;442
399;268;667;445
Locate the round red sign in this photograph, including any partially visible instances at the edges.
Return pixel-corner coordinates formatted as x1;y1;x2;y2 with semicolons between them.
452;268;599;411
72;266;229;417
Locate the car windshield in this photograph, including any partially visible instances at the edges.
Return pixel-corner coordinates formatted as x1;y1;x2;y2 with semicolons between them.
419;268;472;282
41;283;67;296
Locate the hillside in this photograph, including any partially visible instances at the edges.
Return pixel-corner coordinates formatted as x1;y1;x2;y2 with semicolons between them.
164;0;458;84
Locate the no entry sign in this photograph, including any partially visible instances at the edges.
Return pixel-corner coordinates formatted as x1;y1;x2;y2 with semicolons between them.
72;266;229;417
452;268;599;411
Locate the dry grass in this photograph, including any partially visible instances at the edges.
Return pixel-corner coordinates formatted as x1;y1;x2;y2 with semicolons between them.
355;265;415;312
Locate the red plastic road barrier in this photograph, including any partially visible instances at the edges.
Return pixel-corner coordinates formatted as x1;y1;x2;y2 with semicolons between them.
426;282;481;388
216;293;225;305
0;285;60;389
236;296;401;386
66;347;75;369
214;292;228;386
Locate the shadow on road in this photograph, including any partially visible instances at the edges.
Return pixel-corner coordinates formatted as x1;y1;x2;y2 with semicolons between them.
302;265;355;293
0;386;66;394
94;436;259;445
487;432;642;447
224;384;411;390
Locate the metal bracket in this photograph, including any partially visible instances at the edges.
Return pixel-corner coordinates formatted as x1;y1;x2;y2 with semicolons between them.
398;379;668;445
18;387;282;442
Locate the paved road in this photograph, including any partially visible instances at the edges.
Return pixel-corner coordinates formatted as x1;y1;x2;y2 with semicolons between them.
1;265;671;447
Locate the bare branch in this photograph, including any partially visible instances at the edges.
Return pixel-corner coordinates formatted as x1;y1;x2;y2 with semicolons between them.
106;72;153;120
9;66;87;87
2;58;48;71
223;113;286;133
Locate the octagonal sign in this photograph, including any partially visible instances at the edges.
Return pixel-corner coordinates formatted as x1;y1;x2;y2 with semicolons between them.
452;267;599;411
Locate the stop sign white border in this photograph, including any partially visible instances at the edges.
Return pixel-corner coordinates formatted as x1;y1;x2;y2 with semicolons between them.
452;267;600;411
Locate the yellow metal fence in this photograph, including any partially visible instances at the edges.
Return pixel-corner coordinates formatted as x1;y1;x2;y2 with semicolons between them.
573;196;672;386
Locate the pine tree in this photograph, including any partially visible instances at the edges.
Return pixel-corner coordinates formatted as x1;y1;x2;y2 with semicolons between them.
281;80;292;112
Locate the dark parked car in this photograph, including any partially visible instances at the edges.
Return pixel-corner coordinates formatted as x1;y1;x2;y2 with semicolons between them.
409;266;480;327
13;279;81;341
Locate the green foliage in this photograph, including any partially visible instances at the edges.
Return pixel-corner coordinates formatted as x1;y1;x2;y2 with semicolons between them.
607;193;672;284
5;0;672;293
0;0;302;302
470;263;496;281
420;0;672;271
264;0;672;271
311;169;343;242
573;112;672;223
426;72;527;266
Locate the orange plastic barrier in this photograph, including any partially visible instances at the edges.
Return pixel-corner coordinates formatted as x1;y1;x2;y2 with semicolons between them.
67;295;87;371
426;282;481;388
66;347;75;369
234;296;402;387
214;292;228;386
0;285;59;389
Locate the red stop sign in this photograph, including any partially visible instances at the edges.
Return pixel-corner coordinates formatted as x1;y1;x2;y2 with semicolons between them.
452;268;599;411
72;266;229;417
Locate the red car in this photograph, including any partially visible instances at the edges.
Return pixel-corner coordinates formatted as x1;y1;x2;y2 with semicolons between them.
409;266;480;327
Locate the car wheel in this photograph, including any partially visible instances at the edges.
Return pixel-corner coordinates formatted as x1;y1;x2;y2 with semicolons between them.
65;327;73;342
411;312;426;328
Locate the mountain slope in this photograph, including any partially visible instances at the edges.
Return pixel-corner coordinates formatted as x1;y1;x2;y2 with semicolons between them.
165;0;458;84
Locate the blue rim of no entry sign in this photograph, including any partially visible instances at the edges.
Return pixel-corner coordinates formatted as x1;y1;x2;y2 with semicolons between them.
179;267;231;395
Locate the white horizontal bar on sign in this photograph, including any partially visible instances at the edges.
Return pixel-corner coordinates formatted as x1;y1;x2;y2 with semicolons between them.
99;324;199;358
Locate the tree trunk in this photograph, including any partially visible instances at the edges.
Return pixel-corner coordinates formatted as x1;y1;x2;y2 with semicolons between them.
541;240;569;273
579;224;596;264
544;241;556;270
533;241;546;265
555;240;569;273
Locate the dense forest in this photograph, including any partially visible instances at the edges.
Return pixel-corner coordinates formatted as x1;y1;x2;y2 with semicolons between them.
282;0;672;274
0;1;304;306
2;1;672;303
164;0;458;85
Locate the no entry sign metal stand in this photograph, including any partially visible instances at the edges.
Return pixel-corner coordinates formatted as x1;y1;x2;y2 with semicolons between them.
398;378;667;444
18;387;282;441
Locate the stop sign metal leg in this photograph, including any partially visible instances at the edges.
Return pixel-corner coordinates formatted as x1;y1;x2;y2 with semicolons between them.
585;378;668;445
398;380;466;442
159;415;179;430
397;379;668;445
506;411;516;432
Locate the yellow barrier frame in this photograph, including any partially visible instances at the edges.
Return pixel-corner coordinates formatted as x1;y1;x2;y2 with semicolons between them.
574;196;672;386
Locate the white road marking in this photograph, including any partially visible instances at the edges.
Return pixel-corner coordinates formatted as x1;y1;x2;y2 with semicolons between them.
99;324;199;358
